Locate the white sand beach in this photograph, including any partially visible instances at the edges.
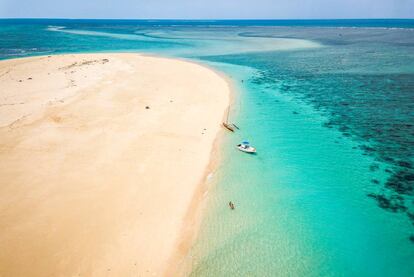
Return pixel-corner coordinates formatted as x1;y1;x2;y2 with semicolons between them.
0;53;230;276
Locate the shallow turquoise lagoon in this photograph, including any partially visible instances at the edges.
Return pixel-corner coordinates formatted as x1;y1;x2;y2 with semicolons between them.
1;19;413;276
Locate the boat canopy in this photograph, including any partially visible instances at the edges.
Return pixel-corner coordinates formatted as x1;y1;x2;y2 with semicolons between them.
242;141;250;145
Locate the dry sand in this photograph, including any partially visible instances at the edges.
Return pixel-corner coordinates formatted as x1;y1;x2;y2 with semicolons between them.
0;53;230;276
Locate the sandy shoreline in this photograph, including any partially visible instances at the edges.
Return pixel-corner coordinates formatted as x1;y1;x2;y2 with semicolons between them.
0;53;230;276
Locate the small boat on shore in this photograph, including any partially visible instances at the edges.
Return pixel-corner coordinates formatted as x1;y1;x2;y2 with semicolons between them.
222;106;239;132
223;122;235;132
237;141;256;154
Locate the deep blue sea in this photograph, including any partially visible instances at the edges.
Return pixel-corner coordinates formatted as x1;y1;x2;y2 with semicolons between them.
1;19;414;276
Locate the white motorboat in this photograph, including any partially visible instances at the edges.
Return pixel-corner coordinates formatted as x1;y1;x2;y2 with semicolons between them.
237;141;256;154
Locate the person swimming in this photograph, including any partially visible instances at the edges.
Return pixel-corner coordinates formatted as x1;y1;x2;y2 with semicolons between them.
229;201;235;210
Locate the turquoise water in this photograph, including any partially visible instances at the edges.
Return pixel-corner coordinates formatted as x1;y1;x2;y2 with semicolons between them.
1;19;414;276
